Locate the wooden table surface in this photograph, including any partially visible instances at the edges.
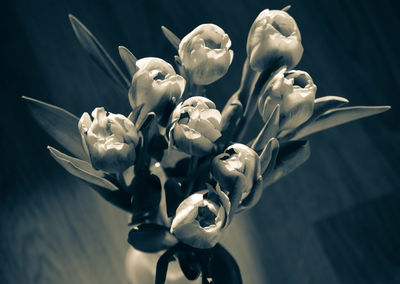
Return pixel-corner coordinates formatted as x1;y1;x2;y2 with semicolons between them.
1;0;399;283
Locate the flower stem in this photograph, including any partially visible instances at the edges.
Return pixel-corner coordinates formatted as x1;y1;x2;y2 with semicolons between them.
183;156;199;196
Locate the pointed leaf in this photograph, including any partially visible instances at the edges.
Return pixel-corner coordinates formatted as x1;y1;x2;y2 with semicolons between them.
69;14;129;91
178;252;201;281
279;96;349;140
128;104;144;125
260;138;279;174
164;179;185;217
220;95;243;144
312;96;349;119
130;173;161;221
48;146;132;211
128;224;177;253
220;96;243;133
155;244;181;284
161;26;181;50
118;46;137;78
251;105;280;152
148;134;168;161
138;111;156;131
23;96;88;160
236;178;263;214
48;146;118;190
209;244;243;284
263;140;310;187
291;106;391;140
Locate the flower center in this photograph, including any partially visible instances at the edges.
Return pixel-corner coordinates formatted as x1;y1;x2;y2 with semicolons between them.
151;70;168;80
196;206;217;227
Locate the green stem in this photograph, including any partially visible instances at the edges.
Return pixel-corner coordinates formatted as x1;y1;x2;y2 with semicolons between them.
235;65;279;142
183;156;199;196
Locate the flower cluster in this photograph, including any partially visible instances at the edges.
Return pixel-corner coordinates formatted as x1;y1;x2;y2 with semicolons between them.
25;7;389;284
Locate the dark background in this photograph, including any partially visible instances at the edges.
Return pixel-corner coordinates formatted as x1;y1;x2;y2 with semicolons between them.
1;0;399;283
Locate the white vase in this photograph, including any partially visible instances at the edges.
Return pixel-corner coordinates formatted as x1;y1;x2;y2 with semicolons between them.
125;247;202;284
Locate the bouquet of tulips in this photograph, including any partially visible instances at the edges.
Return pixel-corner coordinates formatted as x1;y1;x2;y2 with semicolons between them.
23;5;389;284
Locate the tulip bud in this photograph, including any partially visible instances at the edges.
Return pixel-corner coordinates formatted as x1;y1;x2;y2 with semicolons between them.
179;24;234;85
211;143;261;210
78;107;139;173
129;57;186;126
258;67;317;130
168;96;222;156
170;190;226;249
247;9;303;72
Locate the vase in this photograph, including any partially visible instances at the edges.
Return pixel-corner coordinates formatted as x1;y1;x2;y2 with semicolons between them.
125;246;202;284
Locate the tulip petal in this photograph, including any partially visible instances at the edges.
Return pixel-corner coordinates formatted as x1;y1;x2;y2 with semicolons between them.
68;15;129;92
171;221;223;249
23;96;88;161
118;46;138;77
278;96;349;140
290;106;391;140
200;109;222;128
173;124;215;156
188;118;221;142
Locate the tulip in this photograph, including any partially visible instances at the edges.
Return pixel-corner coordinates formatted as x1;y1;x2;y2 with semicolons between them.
168;96;222;156
170;190;226;249
179;24;234;85
211;143;261;211
247;9;303;72
129;57;186;126
78;107;139;173
258;67;317;130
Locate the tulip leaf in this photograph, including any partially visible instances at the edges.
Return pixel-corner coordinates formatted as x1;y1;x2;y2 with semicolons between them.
118;46;137;78
220;95;243;144
130;173;162;221
263;140;310;187
312;96;349;119
48;146;118;190
87;184;132;212
128;104;144;125
208;244;243;284
251;104;280;152
138;111;156;131
161;26;181;50
178;252;202;281
236;178;263;214
23;96;88;160
69;14;130;91
205;184;231;227
260;138;280;176
148;134;169;162
279;96;349;140
290;106;391;140
47;146;132;211
127;224;177;253
164;179;185;217
155;244;181;284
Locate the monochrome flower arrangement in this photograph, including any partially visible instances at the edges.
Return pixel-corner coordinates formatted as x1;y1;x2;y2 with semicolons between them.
23;5;390;284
